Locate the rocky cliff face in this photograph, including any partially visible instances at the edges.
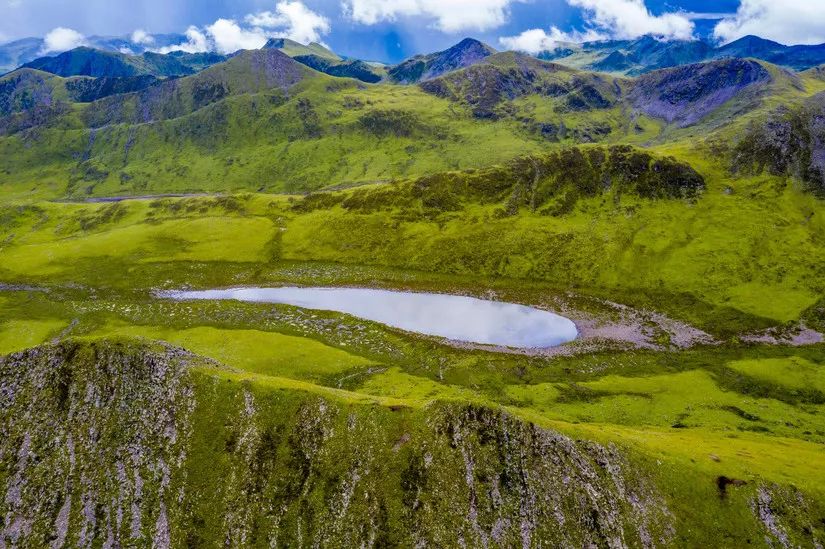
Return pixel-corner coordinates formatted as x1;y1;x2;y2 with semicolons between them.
628;59;773;127
0;339;673;547
419;53;614;120
732;91;825;195
1;340;822;547
0;340;196;547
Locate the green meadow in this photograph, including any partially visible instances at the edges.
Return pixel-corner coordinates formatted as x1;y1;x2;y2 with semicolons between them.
1;47;825;545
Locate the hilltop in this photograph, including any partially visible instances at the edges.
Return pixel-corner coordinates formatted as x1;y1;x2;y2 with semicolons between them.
542;34;825;75
264;37;341;61
388;38;496;83
21;46;225;77
0;43;817;196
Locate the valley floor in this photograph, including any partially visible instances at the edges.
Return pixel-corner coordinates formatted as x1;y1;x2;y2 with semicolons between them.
0;183;823;546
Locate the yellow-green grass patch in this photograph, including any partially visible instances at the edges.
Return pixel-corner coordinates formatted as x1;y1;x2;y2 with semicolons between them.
0;216;275;275
89;324;377;384
0;319;66;355
729;356;825;393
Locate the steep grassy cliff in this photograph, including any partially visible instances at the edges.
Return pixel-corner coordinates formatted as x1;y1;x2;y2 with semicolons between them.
2;339;823;547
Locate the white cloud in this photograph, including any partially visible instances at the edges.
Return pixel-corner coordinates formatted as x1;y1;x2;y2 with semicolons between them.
131;29;155;45
499;0;694;53
154;26;210;54
40;27;86;54
681;12;736;21
246;0;331;44
568;0;694;40
153;1;331;55
206;19;268;54
344;0;521;32
713;0;825;46
499;27;605;54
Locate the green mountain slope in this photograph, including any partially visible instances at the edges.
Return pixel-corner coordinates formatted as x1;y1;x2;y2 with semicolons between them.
540;34;825;75
261;38;384;83
1;338;823;547
804;65;825;81
0;68;160;115
0;36;824;547
292;54;384;83
264;37;341;62
388;38;496;84
421;51;622;121
0;52;819;198
0;47;559;196
22;46;205;77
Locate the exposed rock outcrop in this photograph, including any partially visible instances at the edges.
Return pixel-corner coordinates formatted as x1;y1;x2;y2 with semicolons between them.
731;91;825;195
0;339;672;547
0;340;196;547
628;59;772;127
3;340;824;547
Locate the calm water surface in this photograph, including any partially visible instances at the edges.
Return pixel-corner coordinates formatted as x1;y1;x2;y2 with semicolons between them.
161;287;578;348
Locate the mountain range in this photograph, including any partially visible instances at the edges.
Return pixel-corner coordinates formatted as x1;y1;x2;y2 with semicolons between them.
542;34;825;75
2;35;823;195
1;27;825;547
0;33;190;74
6;33;825;80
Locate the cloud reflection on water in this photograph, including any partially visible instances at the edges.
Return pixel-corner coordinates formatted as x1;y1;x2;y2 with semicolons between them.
163;287;578;348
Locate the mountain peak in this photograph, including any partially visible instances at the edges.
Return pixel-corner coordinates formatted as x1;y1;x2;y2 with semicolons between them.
264;37;294;49
445;38;497;58
388;38;496;84
263;37;340;62
718;35;786;55
452;37;495;51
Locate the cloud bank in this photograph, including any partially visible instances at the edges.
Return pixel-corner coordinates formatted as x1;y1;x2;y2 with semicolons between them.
131;29;155;46
343;0;522;32
499;27;605;54
154;26;210;54
40;27;86;54
499;0;695;54
713;0;825;46
156;1;331;55
246;1;331;45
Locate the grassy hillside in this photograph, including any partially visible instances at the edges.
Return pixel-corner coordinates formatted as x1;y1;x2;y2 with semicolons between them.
0;68;162;116
21;46;217;77
265;37;342;62
0;41;824;547
3;339;823;546
2;54;821;199
0;145;819;329
0;60;554;197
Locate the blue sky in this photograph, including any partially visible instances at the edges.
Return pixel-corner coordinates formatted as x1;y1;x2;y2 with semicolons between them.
1;0;820;63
